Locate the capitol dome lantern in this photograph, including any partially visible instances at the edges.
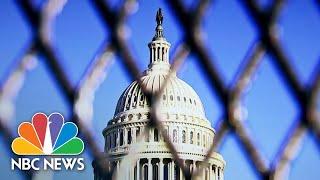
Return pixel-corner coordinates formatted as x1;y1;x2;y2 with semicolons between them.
93;8;225;180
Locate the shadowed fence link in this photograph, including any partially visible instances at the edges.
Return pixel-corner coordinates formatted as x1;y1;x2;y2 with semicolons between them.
0;0;319;180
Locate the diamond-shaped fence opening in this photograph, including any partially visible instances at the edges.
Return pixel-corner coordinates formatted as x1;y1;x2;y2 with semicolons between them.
0;0;319;180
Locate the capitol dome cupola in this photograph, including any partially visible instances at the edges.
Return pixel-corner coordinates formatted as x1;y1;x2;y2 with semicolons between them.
111;8;208;123
147;8;171;72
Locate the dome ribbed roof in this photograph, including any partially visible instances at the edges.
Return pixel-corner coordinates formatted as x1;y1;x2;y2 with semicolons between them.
114;67;206;119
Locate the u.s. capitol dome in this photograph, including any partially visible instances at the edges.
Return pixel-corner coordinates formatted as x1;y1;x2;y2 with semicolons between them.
93;8;225;180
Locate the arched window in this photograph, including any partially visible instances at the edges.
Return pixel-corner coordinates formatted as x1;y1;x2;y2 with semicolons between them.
128;129;132;144
203;134;206;147
164;163;169;180
144;132;149;142
157;47;160;61
120;130;124;146
153;164;159;180
163;47;166;61
128;114;133;120
163;95;166;100
190;131;194;144
143;165;148;180
114;132;117;147
173;129;178;143
182;130;186;143
150;49;152;62
153;48;156;62
109;135;112;148
154;128;159;142
197;133;200;146
163;129;168;142
174;163;179;179
170;95;173;101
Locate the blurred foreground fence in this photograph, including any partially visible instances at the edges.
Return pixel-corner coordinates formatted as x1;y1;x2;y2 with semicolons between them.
0;0;319;180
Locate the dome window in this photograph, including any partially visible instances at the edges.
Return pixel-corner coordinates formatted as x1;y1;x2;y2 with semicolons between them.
177;96;180;101
120;130;124;146
114;132;117;147
128;129;132;144
190;131;194;144
173;129;178;143
170;95;173;101
143;165;148;180
154;128;159;142
194;100;197;105
184;97;186;102
145;131;149;142
189;98;192;104
146;112;150;119
157;47;160;61
163;128;168;142
163;95;166;100
197;133;200;145
182;130;186;143
153;164;159;180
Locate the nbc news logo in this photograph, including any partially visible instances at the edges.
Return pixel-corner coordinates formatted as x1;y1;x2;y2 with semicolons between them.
11;113;85;171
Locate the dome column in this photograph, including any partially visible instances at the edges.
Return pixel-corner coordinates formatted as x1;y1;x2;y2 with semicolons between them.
180;159;185;180
148;158;152;180
116;130;120;147
209;165;212;180
221;168;224;180
169;161;172;180
171;161;175;180
114;161;120;179
132;127;136;143
129;160;134;180
202;163;206;180
193;161;196;173
214;165;218;180
159;158;164;180
136;159;140;180
124;128;128;145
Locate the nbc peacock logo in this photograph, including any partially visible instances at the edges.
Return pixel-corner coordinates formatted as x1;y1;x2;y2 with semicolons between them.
11;112;84;155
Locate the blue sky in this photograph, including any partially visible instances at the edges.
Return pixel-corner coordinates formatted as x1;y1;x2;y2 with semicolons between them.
0;0;319;179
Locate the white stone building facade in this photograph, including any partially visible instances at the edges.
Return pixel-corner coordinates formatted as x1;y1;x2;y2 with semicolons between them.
93;9;225;180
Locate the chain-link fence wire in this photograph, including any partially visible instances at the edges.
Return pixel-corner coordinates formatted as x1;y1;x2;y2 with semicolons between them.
0;0;319;179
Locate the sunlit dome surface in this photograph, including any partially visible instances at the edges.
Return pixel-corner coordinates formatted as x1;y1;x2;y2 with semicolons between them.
113;65;206;120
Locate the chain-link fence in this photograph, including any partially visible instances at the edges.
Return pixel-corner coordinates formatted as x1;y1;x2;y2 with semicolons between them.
0;0;319;180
